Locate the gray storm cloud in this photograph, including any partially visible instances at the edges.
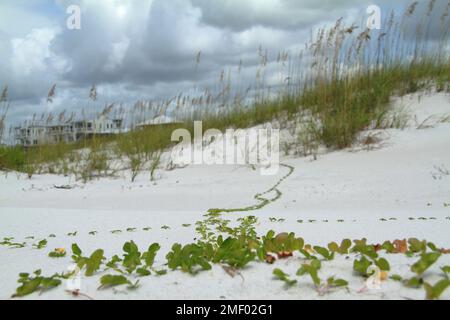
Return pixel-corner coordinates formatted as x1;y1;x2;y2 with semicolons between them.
190;0;374;31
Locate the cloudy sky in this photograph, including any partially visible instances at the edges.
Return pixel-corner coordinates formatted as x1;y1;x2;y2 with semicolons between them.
0;0;446;130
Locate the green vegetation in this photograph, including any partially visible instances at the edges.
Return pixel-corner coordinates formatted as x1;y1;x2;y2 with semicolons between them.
99;275;139;290
13;270;62;298
71;244;105;277
0;237;25;248
297;260;322;286
273;269;297;287
328;239;352;255
411;252;441;276
32;239;47;250
0;146;25;171
424;280;450;300
48;248;66;258
12;223;450;299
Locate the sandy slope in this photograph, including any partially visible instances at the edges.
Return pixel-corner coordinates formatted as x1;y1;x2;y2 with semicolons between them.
0;92;449;300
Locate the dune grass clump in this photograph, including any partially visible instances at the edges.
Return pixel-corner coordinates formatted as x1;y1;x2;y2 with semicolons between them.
116;125;174;182
0;146;25;171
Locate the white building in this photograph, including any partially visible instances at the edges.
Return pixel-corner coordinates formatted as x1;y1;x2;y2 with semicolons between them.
135;115;180;129
14;116;123;147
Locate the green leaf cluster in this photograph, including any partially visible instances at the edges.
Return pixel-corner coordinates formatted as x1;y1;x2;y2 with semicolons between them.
411;252;441;276
313;246;335;261
328;239;352;254
0;237;26;248
263;231;304;254
13;270;62;298
32;239;47;250
424;280;450;300
297;259;322;286
273;268;297;287
326;277;348;288
71;244;105;277
212;236;256;268
99;275;139;290
48;250;66;258
166;243;212;274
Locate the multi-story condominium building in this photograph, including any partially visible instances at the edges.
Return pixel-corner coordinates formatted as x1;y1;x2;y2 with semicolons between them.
14;115;123;147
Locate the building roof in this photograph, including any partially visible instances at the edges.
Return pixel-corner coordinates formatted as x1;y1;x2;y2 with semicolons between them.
136;115;180;127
